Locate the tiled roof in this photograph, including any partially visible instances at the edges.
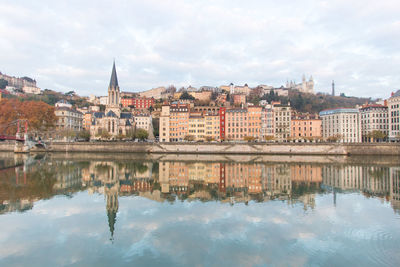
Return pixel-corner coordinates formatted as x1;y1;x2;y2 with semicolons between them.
106;110;117;117
93;112;105;118
121;112;132;119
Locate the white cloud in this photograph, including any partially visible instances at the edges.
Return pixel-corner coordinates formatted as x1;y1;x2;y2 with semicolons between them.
0;0;399;98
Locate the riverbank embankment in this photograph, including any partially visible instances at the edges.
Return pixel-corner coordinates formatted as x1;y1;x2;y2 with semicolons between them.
0;141;399;156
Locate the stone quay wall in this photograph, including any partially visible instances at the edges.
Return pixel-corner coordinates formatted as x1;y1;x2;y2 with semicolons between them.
1;141;398;156
0;142;15;152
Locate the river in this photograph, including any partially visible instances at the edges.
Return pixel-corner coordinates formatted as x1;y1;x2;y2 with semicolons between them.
0;152;399;266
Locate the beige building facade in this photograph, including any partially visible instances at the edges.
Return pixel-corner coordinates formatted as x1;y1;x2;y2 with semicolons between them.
274;104;291;141
55;107;83;131
359;104;389;142
205;113;220;141
188;114;205;141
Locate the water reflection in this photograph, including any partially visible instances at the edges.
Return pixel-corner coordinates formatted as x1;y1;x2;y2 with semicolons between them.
1;153;400;217
1;153;400;266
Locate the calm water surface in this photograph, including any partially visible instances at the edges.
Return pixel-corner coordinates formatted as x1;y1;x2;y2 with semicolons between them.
0;153;399;267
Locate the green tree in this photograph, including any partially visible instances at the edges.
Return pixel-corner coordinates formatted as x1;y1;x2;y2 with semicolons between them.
327;134;342;142
95;128;111;140
205;136;214;142
184;135;195;141
0;79;8;89
100;131;111;140
180;91;195;100
243;136;255;142
116;133;125;140
135;128;149;140
152;118;159;137
60;129;76;140
77;130;91;141
125;129;135;140
264;136;275;142
65;91;75;96
211;91;218;101
367;130;387;142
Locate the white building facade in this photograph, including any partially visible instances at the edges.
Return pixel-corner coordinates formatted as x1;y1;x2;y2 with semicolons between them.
273;104;291;141
261;104;275;140
134;115;152;131
320;108;361;143
388;90;400;142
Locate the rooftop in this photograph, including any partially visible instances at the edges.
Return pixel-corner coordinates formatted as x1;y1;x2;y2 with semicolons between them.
391;90;400;98
319;108;359;116
360;104;387;110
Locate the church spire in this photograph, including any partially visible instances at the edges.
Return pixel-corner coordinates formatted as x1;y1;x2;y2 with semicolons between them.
109;60;119;88
107;61;120;107
107;209;117;241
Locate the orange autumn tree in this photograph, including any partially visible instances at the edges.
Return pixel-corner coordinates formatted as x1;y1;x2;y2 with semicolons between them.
0;99;19;134
0;98;56;135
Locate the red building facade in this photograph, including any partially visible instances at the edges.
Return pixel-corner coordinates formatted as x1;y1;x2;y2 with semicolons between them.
121;97;155;109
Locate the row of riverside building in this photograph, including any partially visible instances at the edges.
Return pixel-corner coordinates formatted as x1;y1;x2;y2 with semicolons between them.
51;61;400;142
159;90;400;143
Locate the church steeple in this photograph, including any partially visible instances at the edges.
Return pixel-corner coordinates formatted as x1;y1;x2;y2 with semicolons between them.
107;209;117;241
106;184;119;242
109;61;119;88
107;61;120;107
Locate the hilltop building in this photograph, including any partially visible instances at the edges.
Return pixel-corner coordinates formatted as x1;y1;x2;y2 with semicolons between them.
259;85;289;97
0;72;41;94
220;83;251;96
286;75;314;94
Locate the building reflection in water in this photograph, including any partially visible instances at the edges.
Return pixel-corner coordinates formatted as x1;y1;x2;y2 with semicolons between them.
1;153;400;239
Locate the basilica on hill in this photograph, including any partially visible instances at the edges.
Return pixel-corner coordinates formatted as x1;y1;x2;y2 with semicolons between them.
90;62;135;138
286;75;314;94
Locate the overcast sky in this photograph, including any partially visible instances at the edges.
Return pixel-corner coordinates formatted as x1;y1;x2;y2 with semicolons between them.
1;0;399;98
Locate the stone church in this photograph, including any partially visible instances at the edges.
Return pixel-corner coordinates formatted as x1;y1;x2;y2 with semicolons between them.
286;75;315;94
90;62;135;139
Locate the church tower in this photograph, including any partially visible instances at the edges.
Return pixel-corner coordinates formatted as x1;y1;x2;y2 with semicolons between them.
106;187;119;241
108;61;120;107
308;76;314;94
